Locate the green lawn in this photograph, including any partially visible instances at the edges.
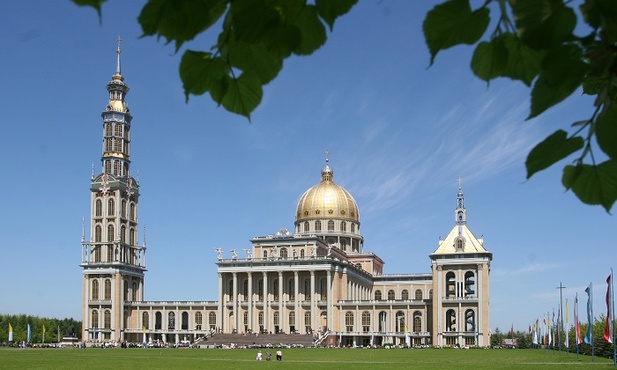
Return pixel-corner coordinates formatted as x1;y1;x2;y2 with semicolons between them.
0;347;613;370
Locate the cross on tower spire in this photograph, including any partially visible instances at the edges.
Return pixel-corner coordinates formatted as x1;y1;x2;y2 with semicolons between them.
116;36;122;75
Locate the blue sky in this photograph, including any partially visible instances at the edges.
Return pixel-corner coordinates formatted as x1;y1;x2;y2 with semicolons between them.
1;1;614;333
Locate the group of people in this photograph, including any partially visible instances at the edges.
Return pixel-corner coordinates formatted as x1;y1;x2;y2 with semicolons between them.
256;349;282;361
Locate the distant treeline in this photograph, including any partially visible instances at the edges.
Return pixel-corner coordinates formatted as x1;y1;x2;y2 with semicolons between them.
0;314;81;344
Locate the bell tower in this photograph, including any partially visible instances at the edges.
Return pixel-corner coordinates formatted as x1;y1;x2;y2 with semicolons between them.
81;38;146;343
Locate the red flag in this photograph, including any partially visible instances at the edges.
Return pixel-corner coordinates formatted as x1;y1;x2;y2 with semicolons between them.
575;293;582;345
605;272;614;343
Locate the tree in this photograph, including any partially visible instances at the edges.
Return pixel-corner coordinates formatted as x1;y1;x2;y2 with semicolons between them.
73;0;617;211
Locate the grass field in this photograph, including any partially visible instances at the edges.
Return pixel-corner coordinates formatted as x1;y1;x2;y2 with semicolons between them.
0;347;614;370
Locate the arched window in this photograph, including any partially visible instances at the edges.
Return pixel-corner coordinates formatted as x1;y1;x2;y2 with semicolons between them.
95;200;102;217
263;250;268;260
104;279;111;300
130;228;136;245
182;312;189;330
387;290;395;300
362;311;370;332
91;310;99;329
91;280;99;300
120;225;126;243
465;271;476;297
142;312;149;330
327;220;334;231
280;248;288;259
107;224;114;242
401;289;409;300
465;309;475;332
340;221;346;232
446;271;456;298
106;245;113;262
300;249;305;258
209;312;216;330
345;311;354;332
395;311;405;332
446;309;456;332
303;221;309;232
168;312;176;330
415;289;423;300
121;199;127;218
413;311;422;332
195;312;203;330
258;311;264;328
132;281;138;301
95;225;102;242
129;203;136;220
273;311;280;326
374;290;382;300
351;223;356;233
108;198;115;216
155;312;162;330
273;279;279;299
104;310;111;328
315;221;321;232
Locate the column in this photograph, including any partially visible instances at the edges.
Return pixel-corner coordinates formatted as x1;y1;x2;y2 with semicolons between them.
263;272;268;333
327;270;332;331
232;272;238;332
248;272;253;332
278;271;284;332
217;272;224;333
294;271;299;332
310;271;315;332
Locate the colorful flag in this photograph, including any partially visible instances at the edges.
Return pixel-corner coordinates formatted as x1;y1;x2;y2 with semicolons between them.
584;283;593;344
565;299;569;349
605;271;614;343
42;325;46;343
8;323;13;342
547;312;552;345
27;323;32;343
575;293;582;345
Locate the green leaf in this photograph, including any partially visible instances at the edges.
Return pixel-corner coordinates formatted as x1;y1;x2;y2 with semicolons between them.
511;0;577;50
500;33;544;86
227;40;283;84
596;105;617;160
71;0;107;21
526;129;584;179
423;0;490;65
529;44;588;118
291;5;327;55
219;72;263;119
179;50;228;101
580;0;617;44
138;0;227;51
562;160;617;212
315;0;357;31
471;39;508;82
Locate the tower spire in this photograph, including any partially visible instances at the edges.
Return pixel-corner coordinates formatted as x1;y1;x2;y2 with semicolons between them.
455;177;466;230
321;149;333;183
116;36;122;76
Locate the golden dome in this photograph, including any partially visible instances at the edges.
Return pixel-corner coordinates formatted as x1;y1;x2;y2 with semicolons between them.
295;164;360;223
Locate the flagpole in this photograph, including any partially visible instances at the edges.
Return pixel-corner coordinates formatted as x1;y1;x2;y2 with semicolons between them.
611;268;615;366
557;282;565;353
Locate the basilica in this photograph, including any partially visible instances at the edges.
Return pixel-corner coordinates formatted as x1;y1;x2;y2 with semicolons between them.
80;42;492;348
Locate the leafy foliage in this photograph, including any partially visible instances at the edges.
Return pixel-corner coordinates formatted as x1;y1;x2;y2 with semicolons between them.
424;0;617;212
0;314;81;344
72;0;617;211
73;0;355;121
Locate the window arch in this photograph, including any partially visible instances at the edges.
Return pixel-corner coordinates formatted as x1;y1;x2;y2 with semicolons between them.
104;310;111;329
209;312;216;330
446;309;456;332
95;200;102;217
91;310;99;329
401;289;409;300
387;289;395;300
121;199;127;218
395;311;405;332
446;271;456;298
168;312;176;330
130;228;136;245
104;279;111;300
195;312;203;330
315;221;321;232
362;311;370;333
273;311;280;326
415;289;423;300
280;248;288;259
340;221;346;232
303;221;309;232
465;271;476;297
374;290;382;300
465;309;475;332
129;203;136;220
95;225;102;242
91;280;99;300
155;312;162;330
107;224;114;242
327;220;334;231
345;311;354;332
107;198;115;216
182;312;189;330
413;311;422;332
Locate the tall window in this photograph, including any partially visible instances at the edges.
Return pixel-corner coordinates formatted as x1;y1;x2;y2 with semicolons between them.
395;311;405;332
304;279;310;300
340;221;346;232
108;198;115;216
273;279;279;299
91;310;99;328
129;203;135;220
345;311;354;332
446;309;456;331
304;221;309;232
413;311;422;332
95;225;102;242
280;248;288;259
168;312;176;330
464;271;476;297
288;279;294;300
209;312;216;330
195;312;203;330
315;221;321;232
91;280;99;300
305;312;311;333
415;289;423;300
124;281;129;300
258;279;263;300
104;310;111;328
362;311;370;333
104;279;111;300
132;281;138;301
182;312;189;330
327;220;334;231
106;245;113;262
387;290;395;300
401;289;409;300
374;290;382;300
121;200;127;218
258;311;264;328
155;312;162;330
107;224;114;242
465;309;475;332
94;246;101;262
243;279;249;301
446;272;456;298
289;311;295;331
95;200;102;217
274;311;279;326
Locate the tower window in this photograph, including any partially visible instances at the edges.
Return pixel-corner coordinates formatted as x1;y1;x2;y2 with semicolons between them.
327;220;334;231
315;221;321;232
